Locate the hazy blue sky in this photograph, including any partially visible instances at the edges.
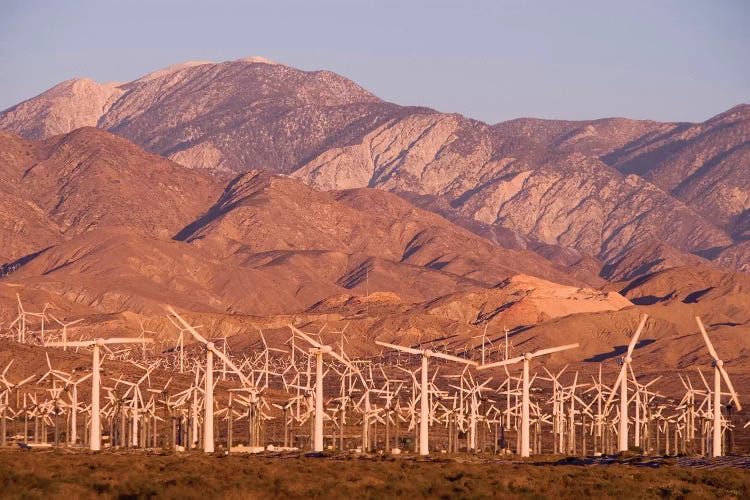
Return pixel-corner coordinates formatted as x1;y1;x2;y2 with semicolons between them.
1;0;748;123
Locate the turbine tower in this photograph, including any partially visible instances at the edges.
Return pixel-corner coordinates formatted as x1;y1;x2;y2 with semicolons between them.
375;340;477;456
169;307;257;453
290;325;358;452
46;337;153;451
605;313;648;453
695;316;742;457
478;343;579;457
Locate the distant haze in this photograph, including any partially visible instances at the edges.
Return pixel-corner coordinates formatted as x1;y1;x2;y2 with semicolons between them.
0;0;748;123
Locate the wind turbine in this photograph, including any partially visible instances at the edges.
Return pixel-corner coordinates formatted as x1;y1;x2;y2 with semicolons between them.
478;343;579;457
61;372;92;446
10;294;29;343
695;316;742;457
375;340;477;455
47;314;84;351
605;313;648;452
289;325;358;452
45;336;153;450
0;361;35;446
471;325;491;365
168;307;252;453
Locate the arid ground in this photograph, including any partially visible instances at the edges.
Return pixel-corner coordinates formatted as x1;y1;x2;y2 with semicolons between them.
1;449;749;499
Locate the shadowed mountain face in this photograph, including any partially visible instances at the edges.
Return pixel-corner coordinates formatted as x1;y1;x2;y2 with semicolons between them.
1;58;748;281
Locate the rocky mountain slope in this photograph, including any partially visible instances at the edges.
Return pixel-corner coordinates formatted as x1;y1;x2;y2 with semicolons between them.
0;128;590;317
0;127;221;266
293;113;730;280
0;78;124;140
1;58;747;281
0;127;747;382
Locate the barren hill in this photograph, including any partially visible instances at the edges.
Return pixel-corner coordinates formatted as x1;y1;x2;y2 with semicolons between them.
1;129;592;318
0;128;221;268
0;78;124;140
1;59;747;281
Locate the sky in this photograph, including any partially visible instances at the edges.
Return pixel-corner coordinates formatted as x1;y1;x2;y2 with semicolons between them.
0;0;748;123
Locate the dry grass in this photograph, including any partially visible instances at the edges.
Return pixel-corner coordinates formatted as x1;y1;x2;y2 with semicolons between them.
1;449;749;499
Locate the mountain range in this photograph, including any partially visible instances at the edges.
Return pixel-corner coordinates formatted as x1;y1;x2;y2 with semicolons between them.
2;57;747;283
0;57;748;378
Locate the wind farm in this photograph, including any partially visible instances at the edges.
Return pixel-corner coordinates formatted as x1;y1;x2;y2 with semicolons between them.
1;2;750;497
0;293;749;497
0;295;748;463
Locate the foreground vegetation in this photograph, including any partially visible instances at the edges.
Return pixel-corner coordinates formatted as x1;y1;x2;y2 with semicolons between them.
1;449;749;499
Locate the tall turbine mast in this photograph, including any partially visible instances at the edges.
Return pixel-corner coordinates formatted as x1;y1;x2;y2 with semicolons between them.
289;325;358;452
478;343;579;457
695;316;742;457
168;307;252;453
45;337;153;451
604;313;648;453
375;340;477;456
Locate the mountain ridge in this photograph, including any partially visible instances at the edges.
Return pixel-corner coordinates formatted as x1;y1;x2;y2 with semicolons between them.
1;128;598;319
1;58;747;279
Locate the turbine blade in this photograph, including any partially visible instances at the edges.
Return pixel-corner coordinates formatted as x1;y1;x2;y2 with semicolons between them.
626;314;648;357
696;368;710;392
45;341;94;348
718;365;742;412
168;307;209;344
104;338;154;345
17;375;36;387
328;349;357;372
288;325;322;349
375;340;423;356
532;343;579;358
210;346;251;387
605;365;627;408
429;350;478;366
695;316;719;361
477;355;525;370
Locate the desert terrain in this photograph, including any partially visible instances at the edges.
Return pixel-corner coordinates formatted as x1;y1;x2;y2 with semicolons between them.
0;57;749;498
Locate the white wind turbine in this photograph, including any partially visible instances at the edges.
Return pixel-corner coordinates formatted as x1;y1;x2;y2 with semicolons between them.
0;361;35;446
10;294;29;343
47;314;84;351
45;336;153;450
478;343;579;457
375;340;477;455
471;325;491;365
168;307;252;453
61;372;92;446
167;315;199;373
605;313;648;453
695;316;742;457
289;325;358;453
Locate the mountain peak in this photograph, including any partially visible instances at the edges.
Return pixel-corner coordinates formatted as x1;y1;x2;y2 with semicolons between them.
133;60;214;83
0;78;125;140
236;56;279;65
